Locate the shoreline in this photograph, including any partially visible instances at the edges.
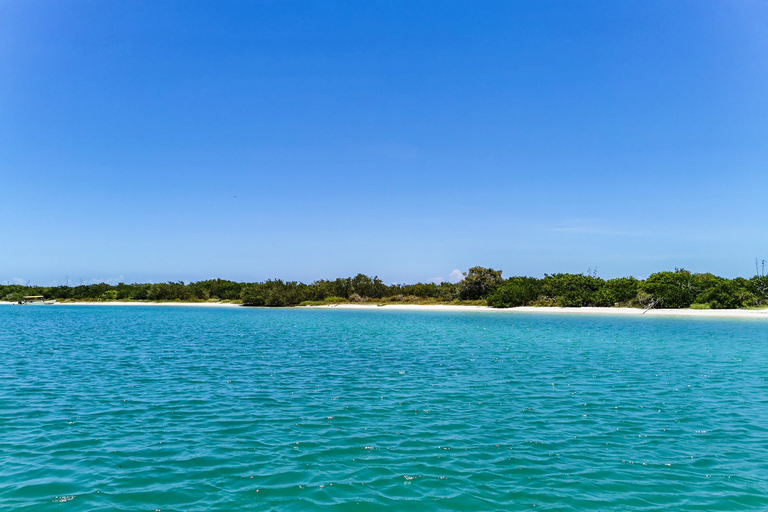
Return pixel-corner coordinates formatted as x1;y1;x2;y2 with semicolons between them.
2;301;768;318
301;303;768;318
0;301;241;308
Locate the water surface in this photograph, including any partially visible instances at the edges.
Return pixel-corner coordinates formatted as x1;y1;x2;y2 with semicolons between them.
1;306;767;510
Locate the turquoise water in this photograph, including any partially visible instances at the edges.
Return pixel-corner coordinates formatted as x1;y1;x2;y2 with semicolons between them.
2;306;767;511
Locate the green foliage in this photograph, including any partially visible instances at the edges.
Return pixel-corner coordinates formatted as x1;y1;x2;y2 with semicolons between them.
187;279;244;300
487;277;541;308
398;282;439;298
101;290;119;300
438;282;461;301
528;296;560;307
633;290;656;309
458;267;503;300
350;274;388;299
637;270;757;309
2;285;27;302
641;270;699;309
240;280;309;307
694;277;755;309
598;277;640;306
748;276;768;305
307;279;350;300
147;282;191;301
541;273;605;307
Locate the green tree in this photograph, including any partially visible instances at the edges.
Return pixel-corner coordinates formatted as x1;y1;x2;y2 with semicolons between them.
241;280;309;307
458;267;503;300
748;276;768;305
540;273;604;307
641;269;698;308
350;274;388;299
147;282;191;301
487;277;541;307
597;277;640;306
695;277;755;309
399;282;440;298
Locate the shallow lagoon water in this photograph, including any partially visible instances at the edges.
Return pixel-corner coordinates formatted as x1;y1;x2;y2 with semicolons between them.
1;305;767;510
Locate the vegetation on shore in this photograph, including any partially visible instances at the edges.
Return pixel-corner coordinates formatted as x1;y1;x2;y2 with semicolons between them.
3;267;768;310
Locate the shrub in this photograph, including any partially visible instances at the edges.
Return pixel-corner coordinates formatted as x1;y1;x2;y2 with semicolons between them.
541;274;604;307
324;296;348;303
695;279;753;309
598;277;640;306
528;296;560;307
487;277;541;308
101;290;118;300
241;280;308;307
641;270;698;308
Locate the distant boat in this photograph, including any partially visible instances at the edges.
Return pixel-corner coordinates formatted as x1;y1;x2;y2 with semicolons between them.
20;295;56;305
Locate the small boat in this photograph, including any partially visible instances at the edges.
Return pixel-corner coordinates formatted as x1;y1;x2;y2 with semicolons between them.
19;296;56;305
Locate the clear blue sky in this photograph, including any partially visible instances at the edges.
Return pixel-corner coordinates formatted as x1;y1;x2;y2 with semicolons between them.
2;1;766;286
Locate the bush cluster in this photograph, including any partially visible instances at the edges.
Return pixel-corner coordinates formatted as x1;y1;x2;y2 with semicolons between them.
239;274;460;306
487;270;768;309
0;274;461;307
0;279;245;303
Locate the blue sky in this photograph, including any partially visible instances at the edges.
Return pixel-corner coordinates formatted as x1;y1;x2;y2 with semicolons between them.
1;1;767;285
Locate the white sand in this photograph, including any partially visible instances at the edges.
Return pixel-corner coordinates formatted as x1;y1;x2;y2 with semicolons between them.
303;303;768;318
3;300;768;318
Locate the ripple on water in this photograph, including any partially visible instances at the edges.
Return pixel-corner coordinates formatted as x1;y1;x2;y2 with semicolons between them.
1;307;768;510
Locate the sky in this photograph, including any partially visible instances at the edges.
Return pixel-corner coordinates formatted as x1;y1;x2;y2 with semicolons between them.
1;0;767;286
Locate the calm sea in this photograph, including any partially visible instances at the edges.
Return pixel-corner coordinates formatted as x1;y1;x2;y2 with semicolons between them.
1;305;767;511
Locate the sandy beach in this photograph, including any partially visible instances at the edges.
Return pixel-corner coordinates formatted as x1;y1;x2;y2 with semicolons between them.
3;300;768;318
302;303;768;318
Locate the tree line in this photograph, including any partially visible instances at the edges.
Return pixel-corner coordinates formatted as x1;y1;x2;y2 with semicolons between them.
3;267;768;309
0;276;461;306
486;269;768;309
